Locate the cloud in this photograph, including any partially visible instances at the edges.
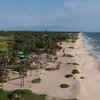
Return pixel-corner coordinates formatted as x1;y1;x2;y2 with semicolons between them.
64;1;80;10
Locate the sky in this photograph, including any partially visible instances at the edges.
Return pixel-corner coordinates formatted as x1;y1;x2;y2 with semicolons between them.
0;0;100;31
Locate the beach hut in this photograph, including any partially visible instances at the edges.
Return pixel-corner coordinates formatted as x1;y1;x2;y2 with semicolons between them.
18;51;26;59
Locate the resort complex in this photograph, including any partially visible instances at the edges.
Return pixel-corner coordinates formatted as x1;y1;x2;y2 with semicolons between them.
0;31;100;100
0;31;80;100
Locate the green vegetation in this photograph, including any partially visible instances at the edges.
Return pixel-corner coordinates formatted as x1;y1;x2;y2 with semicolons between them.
67;99;78;100
0;42;8;51
63;53;74;57
32;78;41;83
0;36;13;52
66;63;71;65
12;89;46;100
72;63;79;66
0;31;79;89
65;74;73;78
66;63;79;66
0;89;46;100
0;80;7;83
0;90;8;100
69;47;74;49
60;84;69;88
80;76;85;79
72;69;80;74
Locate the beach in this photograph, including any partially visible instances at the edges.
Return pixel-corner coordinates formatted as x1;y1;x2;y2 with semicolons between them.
3;33;100;100
76;35;100;100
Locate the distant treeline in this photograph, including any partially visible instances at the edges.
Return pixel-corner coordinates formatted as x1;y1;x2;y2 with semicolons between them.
0;31;80;36
0;31;80;55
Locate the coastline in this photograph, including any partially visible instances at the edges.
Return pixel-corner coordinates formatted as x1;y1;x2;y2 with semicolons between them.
2;32;100;100
76;33;100;100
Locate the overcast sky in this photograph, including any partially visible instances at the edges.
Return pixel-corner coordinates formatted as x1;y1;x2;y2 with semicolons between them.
0;0;100;31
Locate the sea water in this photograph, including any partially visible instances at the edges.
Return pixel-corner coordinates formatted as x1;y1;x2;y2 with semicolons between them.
83;32;100;64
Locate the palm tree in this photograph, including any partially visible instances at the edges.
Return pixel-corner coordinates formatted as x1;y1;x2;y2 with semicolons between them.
17;62;27;86
0;52;9;90
25;61;32;76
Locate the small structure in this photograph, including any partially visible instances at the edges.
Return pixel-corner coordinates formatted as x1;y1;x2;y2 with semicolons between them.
18;51;26;59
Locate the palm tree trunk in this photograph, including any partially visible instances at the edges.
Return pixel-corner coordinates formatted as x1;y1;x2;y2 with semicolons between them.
1;77;3;90
21;76;23;86
51;55;53;62
30;70;32;76
12;66;15;75
23;76;24;86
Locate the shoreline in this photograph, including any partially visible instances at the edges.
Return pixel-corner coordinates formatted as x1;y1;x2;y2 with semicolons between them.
76;33;100;100
82;33;98;62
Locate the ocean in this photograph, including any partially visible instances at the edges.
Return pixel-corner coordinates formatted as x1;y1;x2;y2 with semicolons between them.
83;32;100;64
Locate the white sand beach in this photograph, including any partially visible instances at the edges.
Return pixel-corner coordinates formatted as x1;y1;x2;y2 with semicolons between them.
3;33;100;100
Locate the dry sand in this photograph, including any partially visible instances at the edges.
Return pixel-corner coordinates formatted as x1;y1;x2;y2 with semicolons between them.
3;33;100;100
76;34;100;100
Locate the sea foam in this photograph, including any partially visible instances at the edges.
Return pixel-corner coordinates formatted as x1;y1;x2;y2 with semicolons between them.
83;32;100;64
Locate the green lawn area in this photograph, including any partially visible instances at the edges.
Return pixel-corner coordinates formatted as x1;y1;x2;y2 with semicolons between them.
0;36;13;52
0;90;8;100
0;89;46;100
0;42;8;51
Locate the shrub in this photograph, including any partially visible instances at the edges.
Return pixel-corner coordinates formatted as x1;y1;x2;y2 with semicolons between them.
80;76;85;79
72;69;80;74
45;68;57;71
71;40;76;43
69;47;74;49
65;74;73;78
66;54;74;57
63;53;66;57
63;54;73;57
67;63;71;65
32;78;41;83
13;89;33;95
72;63;79;66
0;80;7;83
0;90;8;100
10;89;46;100
60;84;69;88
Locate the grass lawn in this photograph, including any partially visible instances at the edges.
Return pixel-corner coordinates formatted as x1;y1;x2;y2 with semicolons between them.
0;89;46;100
0;90;8;100
0;42;8;51
0;36;13;52
12;89;46;100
